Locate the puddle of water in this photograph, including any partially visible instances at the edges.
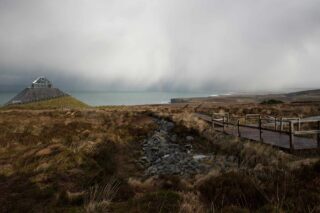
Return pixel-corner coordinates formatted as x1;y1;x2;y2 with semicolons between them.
193;154;207;160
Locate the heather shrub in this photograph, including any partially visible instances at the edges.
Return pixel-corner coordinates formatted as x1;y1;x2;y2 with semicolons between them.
282;160;320;212
198;172;266;210
90;141;117;178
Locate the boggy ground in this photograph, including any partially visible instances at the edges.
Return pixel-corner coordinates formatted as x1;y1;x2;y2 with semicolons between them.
0;103;319;212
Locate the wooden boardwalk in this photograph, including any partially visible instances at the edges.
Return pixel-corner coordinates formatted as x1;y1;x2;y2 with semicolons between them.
195;113;320;151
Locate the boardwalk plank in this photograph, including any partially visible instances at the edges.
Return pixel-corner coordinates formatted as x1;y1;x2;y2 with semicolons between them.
195;113;318;150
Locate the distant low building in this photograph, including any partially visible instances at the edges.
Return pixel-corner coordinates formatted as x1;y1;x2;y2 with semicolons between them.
31;76;52;88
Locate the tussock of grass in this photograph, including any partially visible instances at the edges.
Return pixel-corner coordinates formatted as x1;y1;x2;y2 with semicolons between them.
128;177;158;194
3;96;89;109
84;178;120;213
179;192;205;213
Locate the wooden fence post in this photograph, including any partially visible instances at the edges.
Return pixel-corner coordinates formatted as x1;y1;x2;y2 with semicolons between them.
298;118;301;131
222;116;225;133
238;120;241;137
259;116;262;141
280;117;283;133
212;116;215;130
289;121;294;152
226;113;229;127
274;118;277;131
317;121;320;148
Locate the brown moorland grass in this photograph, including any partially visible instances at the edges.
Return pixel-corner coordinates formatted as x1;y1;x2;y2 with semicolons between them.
0;108;156;212
0;102;319;212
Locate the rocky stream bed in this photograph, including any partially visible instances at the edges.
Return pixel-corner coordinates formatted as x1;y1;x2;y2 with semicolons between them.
137;119;239;177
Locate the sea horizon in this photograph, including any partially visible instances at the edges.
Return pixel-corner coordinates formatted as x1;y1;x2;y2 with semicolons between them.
1;87;316;107
0;90;223;106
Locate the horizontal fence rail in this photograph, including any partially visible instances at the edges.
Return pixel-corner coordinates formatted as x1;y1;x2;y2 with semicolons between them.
196;112;320;151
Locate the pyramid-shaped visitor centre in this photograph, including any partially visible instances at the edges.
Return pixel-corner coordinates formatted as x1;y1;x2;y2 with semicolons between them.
6;77;68;105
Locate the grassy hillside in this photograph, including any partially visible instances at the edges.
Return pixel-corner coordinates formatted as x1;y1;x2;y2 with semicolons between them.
2;96;89;110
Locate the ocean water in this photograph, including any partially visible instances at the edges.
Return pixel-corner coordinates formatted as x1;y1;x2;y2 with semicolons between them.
68;91;214;106
0;92;17;106
0;91;216;106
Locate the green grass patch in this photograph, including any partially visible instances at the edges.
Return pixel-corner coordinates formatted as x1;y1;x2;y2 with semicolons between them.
2;96;89;110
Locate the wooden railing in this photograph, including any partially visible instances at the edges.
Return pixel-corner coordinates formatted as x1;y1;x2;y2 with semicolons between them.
211;112;320;151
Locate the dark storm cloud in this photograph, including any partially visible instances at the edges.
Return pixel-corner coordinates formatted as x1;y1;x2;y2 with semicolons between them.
0;0;319;91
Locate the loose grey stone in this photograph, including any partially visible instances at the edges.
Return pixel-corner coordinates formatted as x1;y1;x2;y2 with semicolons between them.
186;136;194;141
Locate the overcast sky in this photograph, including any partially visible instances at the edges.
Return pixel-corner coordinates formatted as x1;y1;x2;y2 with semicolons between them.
0;0;319;92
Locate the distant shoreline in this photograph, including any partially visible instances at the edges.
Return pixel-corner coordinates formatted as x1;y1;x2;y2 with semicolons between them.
1;89;320;107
